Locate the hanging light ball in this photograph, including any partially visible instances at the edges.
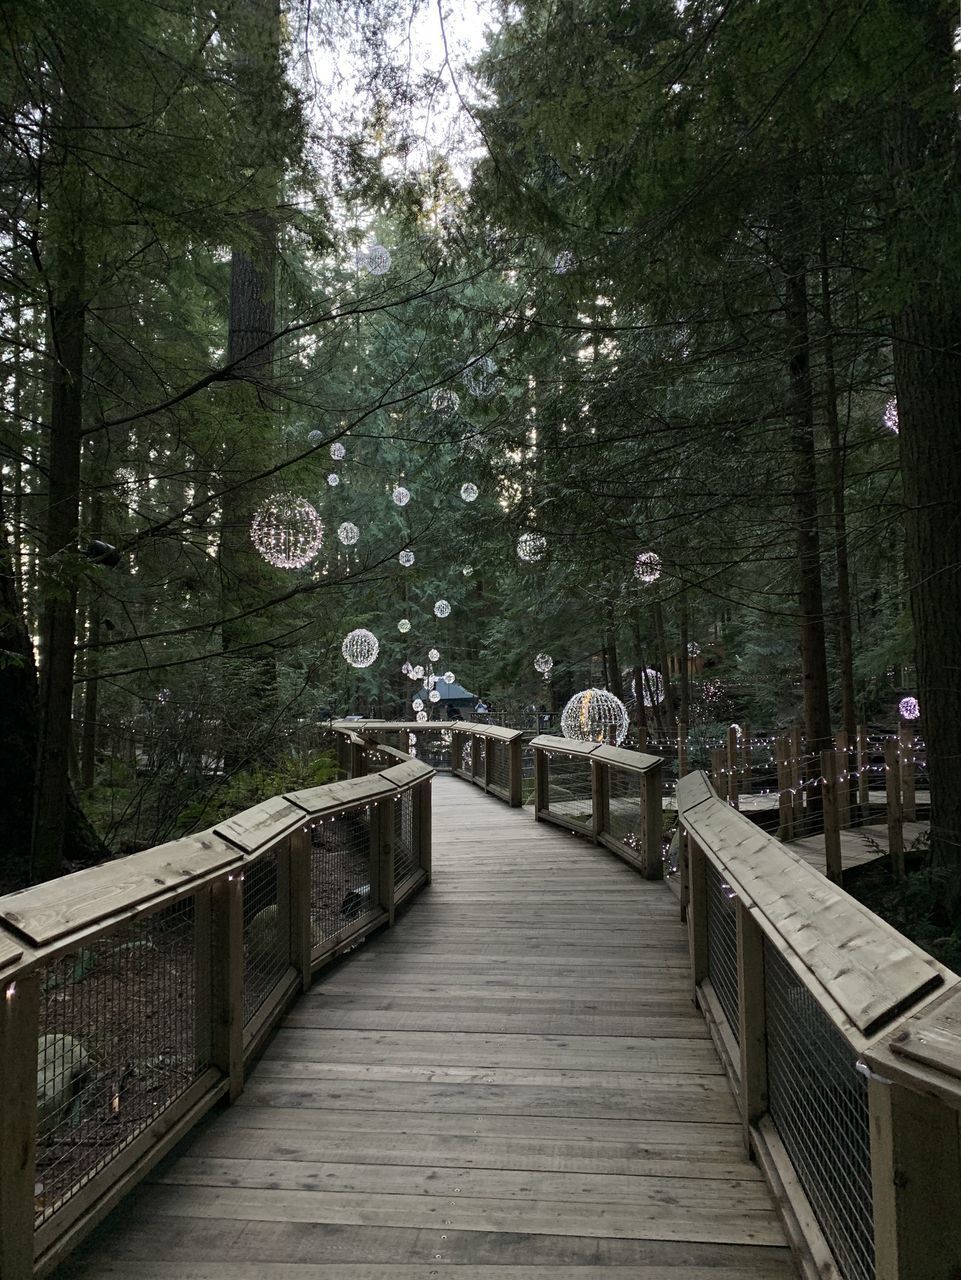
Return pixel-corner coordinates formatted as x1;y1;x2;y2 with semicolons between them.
688;641;702;656
307;430;323;446
634;550;662;583
401;661;412;675
398;618;411;633
330;442;346;460
534;653;554;675
114;466;137;491
428;648;440;662
431;387;460;416
460;482;479;502
899;696;920;720
561;688;629;747
462;355;501;398
327;473;340;487
632;667;665;707
357;243;391;275
337;521;360;546
341;628;379;669
443;670;455;684
463;565;473;576
250;495;324;569
884;397;899;435
412;664;424;679
517;532;547;563
412;698;424;712
554;250;575;274
416;710;428;722
399;549;415;567
434;599;451;618
429;690;441;703
392;486;411;507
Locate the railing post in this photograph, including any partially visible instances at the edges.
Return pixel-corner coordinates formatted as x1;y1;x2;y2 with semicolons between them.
288;826;312;991
377;796;397;926
483;734;492;794
533;744;548;820
857;723;871;817
821;748;842;883
884;738;905;877
508;736;523;807
591;758;607;846
210;871;245;1101
471;733;481;788
686;836;709;997
642;761;663;879
0;967;40;1280
736;901;767;1154
726;724;740;810
869;1078;961;1280
899;722;916;823
418;778;433;882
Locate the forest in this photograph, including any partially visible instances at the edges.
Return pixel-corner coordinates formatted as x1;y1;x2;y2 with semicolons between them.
1;0;959;904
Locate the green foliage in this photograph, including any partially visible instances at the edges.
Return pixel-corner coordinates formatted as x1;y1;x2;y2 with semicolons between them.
178;749;339;830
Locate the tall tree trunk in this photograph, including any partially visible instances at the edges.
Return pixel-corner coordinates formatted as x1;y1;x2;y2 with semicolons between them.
887;1;961;867
652;600;675;728
784;242;832;753
679;592;691;726
605;608;623;701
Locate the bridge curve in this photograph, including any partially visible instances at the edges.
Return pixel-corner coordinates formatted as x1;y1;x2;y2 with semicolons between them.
58;774;793;1278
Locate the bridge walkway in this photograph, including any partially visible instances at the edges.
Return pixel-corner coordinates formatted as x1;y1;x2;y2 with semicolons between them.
59;776;796;1279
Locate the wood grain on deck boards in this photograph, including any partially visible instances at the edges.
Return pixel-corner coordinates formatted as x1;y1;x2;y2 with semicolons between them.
58;775;794;1279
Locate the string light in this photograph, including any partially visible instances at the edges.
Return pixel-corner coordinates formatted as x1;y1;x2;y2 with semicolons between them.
460;482;478;502
337;521;360;545
341;628;380;668
517;532;547;562
434;599;451;618
631;667;665;707
250;496;324;569
634;551;661;583
561;688;629;747
884;397;899;435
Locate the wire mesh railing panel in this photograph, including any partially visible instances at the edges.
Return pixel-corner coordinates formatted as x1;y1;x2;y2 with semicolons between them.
411;730;451;770
310;805;376;947
242;848;289;1026
705;859;739;1039
489;740;510;793
458;735;472;773
35;897;209;1224
607;764;642;848
764;939;875;1280
473;737;486;780
393;788;417;885
546;753;593;826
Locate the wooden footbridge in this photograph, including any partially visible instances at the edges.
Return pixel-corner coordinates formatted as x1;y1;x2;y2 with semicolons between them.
2;724;961;1280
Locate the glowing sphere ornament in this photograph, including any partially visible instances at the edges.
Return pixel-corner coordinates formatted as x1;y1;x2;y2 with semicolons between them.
398;618;411;633
634;551;662;583
416;710;428;722
534;653;554;675
330;441;346;460
463;565;473;576
434;599;451;618
517;532;547;563
431;388;460;416
250;496;324;570
460;482;479;503
327;473;340;487
688;641;702;656
412;664;424;679
341;628;379;669
884;398;899;435
429;690;441;703
399;549;415;567
899;697;920;720
443;671;455;683
307;430;323;446
392;486;411;507
357;243;391;275
561;688;629;747
412;698;424;712
337;521;360;546
462;355;501;398
428;648;440;662
633;667;665;707
554;250;575;274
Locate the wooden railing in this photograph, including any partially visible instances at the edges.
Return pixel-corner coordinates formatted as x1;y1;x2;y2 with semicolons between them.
531;735;663;878
677;769;961;1280
0;749;433;1278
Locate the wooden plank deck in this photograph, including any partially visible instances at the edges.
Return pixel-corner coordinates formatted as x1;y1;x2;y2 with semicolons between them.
58;777;796;1280
788;820;931;874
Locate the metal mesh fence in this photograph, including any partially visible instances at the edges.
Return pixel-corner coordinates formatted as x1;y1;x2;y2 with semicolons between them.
393;788;417;885
35;897;209;1224
705;859;739;1039
607;765;642;847
310;805;376;948
764;939;875;1280
458;734;472;773
472;737;486;780
411;730;451;771
546;753;593;825
242;848;290;1026
489;739;510;794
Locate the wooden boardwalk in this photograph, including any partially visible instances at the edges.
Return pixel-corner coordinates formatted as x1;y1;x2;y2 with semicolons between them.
59;777;796;1279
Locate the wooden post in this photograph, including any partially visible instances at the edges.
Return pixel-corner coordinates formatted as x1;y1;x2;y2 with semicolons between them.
687;836;709;998
533;744;548;819
288;827;312;991
789;725;803;831
740;722;751;796
885;738;905;877
736;902;767;1154
210;872;244;1101
899;722;916;823
508;736;523;807
377;796;396;926
821;748;842;884
835;729;850;829
857;723;870;817
590;758;607;846
677;721;688;779
0;968;40;1279
418;778;433;882
776;735;793;841
642;763;663;880
483;734;493;794
726;724;740;811
470;733;481;786
678;825;689;923
869;1078;961;1280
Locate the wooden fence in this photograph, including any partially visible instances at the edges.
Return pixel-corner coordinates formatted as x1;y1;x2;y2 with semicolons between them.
676;769;961;1280
0;750;433;1278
